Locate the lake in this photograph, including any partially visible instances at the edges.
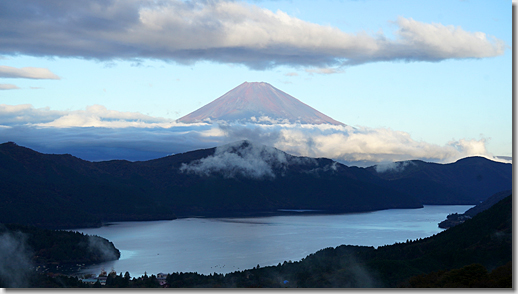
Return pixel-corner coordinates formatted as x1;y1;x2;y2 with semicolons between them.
73;205;472;277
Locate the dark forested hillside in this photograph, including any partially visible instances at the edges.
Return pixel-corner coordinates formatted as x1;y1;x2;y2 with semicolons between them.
366;157;512;204
0;142;177;228
0;223;120;287
0;141;420;228
0;141;511;228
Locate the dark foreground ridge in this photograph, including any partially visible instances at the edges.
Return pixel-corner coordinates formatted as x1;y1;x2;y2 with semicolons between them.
0;141;511;229
20;194;512;288
438;189;512;228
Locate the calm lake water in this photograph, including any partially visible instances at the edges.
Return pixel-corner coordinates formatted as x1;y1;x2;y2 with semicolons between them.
73;205;472;277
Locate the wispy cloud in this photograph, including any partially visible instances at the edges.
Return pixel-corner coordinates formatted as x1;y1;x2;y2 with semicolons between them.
0;231;33;288
0;0;505;70
0;66;60;79
180;141;283;179
0;104;199;128
305;67;344;75
0;84;20;90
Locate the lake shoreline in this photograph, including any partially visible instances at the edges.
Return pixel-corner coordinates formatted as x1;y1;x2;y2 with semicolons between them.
91;204;426;229
71;205;473;278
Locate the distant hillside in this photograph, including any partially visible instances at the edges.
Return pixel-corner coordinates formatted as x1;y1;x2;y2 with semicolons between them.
438;189;512;228
464;189;512;217
0;141;512;229
366;157;512;204
0;142;176;229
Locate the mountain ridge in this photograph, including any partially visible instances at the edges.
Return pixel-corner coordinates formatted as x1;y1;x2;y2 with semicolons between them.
0;141;511;229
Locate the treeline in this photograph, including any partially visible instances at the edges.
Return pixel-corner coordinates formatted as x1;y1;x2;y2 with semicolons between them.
30;194;512;288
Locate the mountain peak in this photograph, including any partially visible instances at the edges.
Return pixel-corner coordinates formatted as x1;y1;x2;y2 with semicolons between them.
178;82;345;125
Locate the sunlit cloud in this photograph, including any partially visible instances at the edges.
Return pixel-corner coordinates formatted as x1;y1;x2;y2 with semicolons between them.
304;67;344;75
0;1;506;70
284;72;298;77
0;65;60;79
0;104;509;165
0;104;205;128
216;123;508;166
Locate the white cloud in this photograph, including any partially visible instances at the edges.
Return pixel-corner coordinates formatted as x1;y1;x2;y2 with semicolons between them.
0;103;207;128
216;123;509;166
375;161;415;173
0;84;19;90
179;140;318;179
36;105;174;128
0;1;506;69
0;104;510;165
305;67;344;75
393;17;505;60
0;104;65;124
0;66;60;79
180;141;280;179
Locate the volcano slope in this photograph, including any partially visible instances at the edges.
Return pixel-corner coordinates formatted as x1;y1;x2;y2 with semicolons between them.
177;81;345;125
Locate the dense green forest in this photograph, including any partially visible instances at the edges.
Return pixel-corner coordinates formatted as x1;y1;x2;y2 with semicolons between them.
25;194;511;288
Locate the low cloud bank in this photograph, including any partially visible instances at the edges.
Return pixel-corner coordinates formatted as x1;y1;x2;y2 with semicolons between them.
216;122;508;166
0;104;509;166
0;104;195;128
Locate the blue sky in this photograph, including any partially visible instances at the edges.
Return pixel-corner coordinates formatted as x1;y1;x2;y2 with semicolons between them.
0;0;512;166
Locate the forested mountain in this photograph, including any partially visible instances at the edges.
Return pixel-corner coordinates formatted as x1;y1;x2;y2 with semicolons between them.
0;141;511;229
365;157;512;204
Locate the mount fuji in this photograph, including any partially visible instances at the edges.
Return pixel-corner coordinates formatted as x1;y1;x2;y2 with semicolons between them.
177;82;344;125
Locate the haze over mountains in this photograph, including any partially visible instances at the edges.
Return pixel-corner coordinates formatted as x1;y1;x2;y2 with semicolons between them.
178;82;344;125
